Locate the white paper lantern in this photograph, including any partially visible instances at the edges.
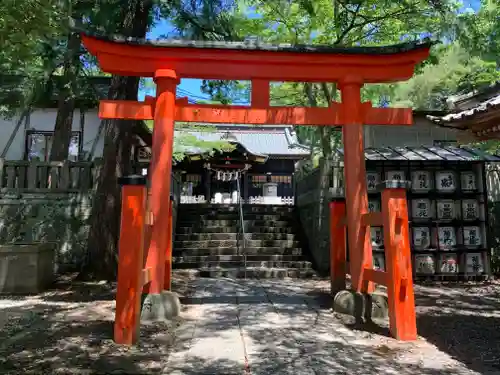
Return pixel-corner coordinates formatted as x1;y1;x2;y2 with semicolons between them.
413;227;431;249
465;252;484;274
411;170;432;192
439;253;459;274
386;170;406;182
461;171;477;191
463;226;482;248
373;254;385;271
435;171;457;193
462;200;479;221
366;172;380;192
368;200;380;213
437;226;456;250
371;227;383;248
414;254;436;275
411;199;432;220
436;200;456;221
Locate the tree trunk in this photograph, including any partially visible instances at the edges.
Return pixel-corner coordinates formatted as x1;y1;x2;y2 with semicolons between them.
80;0;152;280
49;31;81;161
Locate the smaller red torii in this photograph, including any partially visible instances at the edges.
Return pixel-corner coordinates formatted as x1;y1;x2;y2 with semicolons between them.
80;31;432;345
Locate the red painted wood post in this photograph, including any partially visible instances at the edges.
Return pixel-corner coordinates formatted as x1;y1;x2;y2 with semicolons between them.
164;199;174;291
145;69;178;294
339;80;374;294
142;188;152;293
381;181;417;341
115;175;147;345
330;201;347;293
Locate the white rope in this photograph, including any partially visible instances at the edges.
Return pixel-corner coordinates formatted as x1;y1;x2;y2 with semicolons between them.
204;163;251;181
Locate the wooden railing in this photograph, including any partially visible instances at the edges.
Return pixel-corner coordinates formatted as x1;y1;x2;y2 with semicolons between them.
0;159;102;192
0;159;180;196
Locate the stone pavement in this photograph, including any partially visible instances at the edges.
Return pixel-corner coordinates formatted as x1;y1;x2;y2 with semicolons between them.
1;276;498;374
163;278;484;375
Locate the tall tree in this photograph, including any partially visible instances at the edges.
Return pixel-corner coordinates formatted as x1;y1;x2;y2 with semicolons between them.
50;1;129;161
456;0;500;65
82;0;154;279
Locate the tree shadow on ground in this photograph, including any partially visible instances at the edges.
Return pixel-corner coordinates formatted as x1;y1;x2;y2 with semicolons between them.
414;283;500;374
0;311;177;374
0;273;197;375
173;278;481;375
2;276;499;374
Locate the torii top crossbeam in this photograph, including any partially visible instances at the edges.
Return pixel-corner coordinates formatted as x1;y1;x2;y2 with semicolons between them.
80;29;431;336
82;32;431;83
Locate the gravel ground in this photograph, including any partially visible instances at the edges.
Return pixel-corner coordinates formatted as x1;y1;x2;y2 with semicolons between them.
0;273;197;375
0;274;499;374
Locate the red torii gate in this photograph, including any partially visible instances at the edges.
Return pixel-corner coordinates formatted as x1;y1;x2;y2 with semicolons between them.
81;32;431;345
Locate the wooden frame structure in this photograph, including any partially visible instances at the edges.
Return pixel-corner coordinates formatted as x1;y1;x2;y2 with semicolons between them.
80;30;431;344
330;181;417;340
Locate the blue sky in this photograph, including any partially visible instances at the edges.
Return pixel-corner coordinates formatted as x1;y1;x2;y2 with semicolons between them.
140;0;481;101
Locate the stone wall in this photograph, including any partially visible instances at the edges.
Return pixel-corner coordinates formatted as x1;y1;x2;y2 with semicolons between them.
0;192;93;272
295;159;343;275
0;160;182;273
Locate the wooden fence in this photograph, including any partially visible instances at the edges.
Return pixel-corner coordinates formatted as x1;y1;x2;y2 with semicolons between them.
0;159;180;196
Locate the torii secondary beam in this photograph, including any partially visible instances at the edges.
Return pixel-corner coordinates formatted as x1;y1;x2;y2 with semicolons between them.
99;99;413;126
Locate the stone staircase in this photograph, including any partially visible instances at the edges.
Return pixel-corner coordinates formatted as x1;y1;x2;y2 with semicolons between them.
173;204;316;278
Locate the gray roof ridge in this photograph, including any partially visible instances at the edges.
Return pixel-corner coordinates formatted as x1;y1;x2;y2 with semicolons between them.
73;19;435;55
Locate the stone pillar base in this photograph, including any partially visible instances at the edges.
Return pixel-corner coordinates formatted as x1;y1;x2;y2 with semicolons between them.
141;291;181;322
333;290;388;322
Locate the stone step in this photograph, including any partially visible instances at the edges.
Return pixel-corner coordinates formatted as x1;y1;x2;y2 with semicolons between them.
177;213;293;221
175;267;317;279
178;203;295;214
172;254;304;263
172;247;303;256
175;233;297;241
176;226;295;234
174;239;300;249
174;260;312;270
176;219;291;227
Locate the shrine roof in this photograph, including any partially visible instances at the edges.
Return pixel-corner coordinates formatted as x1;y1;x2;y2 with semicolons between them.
427;83;500;138
428;94;500;125
333;145;500;162
175;125;310;158
78;26;433;55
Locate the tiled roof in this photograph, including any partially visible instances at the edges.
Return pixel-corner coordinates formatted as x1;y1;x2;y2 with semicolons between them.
446;81;500;111
74;21;434;55
428;93;500;126
176;125;310;157
333;145;500;162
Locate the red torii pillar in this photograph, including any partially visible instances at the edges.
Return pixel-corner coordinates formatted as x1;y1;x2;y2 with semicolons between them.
80;32;431;344
146;69;178;294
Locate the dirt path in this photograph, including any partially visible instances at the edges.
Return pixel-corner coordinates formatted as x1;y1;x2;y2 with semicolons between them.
0;273;195;374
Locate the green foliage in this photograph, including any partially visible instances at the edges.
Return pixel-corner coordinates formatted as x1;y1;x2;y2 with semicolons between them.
456;0;500;64
144;120;235;161
393;43;500;110
229;0;461;156
0;1;132;117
